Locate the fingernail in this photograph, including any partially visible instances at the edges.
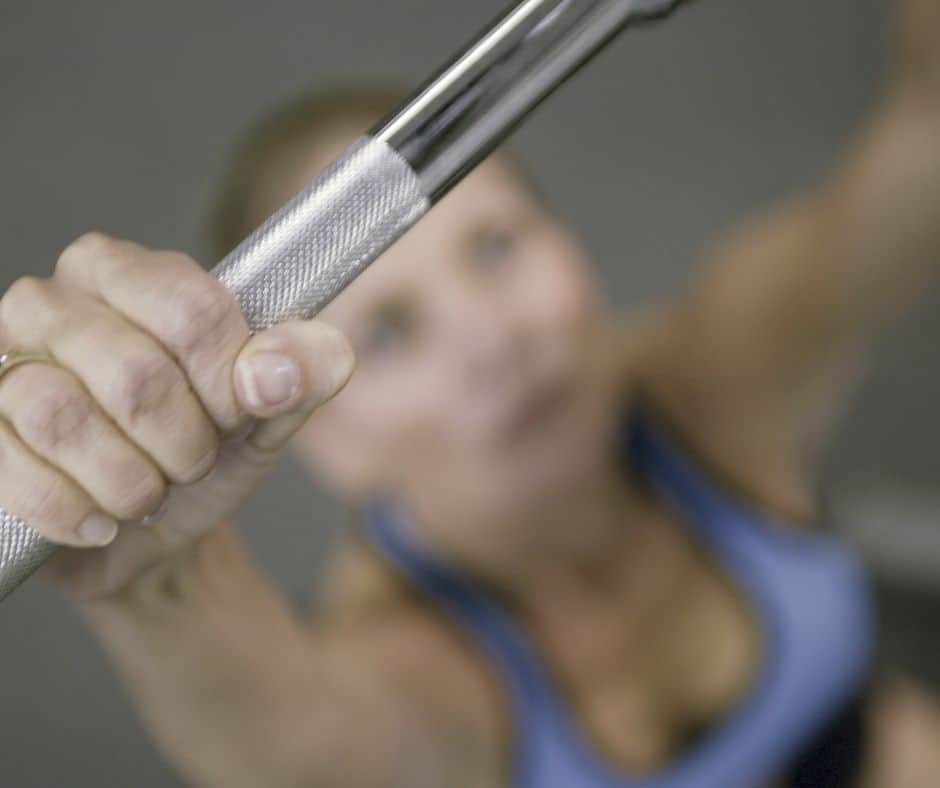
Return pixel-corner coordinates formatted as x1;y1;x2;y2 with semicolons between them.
236;352;300;409
78;513;119;546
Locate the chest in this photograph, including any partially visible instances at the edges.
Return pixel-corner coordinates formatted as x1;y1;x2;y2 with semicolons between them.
515;546;762;774
378;535;764;783
354;425;875;786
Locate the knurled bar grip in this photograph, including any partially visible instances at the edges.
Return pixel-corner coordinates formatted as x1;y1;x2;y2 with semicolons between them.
0;135;429;601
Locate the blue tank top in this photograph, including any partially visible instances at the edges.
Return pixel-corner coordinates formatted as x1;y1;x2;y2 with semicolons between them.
362;412;875;788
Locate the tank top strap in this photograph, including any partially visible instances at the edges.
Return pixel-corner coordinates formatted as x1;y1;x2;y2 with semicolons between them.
361;501;574;779
360;409;874;788
623;410;806;573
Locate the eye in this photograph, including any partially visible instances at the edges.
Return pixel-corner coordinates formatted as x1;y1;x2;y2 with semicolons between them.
357;304;415;360
468;225;518;273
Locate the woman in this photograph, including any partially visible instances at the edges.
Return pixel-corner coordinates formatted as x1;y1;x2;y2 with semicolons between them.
2;1;939;786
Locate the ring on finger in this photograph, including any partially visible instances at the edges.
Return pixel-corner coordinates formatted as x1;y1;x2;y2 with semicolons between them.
0;350;55;381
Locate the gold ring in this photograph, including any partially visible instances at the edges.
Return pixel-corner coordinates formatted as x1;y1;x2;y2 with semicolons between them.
0;350;55;381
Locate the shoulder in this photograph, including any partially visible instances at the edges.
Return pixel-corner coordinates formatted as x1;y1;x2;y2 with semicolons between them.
315;531;413;623
619;302;820;522
316;532;508;757
862;676;940;787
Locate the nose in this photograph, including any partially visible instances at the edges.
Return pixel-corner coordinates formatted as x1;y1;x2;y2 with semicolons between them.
442;286;527;397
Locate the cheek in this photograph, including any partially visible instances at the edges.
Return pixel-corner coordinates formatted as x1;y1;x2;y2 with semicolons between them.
329;358;455;470
521;235;599;335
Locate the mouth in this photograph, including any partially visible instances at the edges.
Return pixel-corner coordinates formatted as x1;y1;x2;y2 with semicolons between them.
499;376;576;443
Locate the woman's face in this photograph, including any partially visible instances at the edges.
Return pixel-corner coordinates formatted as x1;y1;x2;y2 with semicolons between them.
292;147;619;525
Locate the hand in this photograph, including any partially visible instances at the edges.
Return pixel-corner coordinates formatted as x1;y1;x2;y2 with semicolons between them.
0;233;354;600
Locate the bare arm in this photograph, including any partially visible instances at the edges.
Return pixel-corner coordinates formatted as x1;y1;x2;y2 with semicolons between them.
863;678;940;788
0;233;469;788
81;525;470;788
643;0;940;515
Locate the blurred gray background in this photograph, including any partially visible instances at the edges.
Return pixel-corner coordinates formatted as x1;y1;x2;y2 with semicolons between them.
1;1;938;785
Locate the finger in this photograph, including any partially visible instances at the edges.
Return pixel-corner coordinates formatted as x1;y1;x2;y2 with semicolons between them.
53;232;250;433
0;418;118;547
0;277;219;485
233;320;355;452
0;360;167;521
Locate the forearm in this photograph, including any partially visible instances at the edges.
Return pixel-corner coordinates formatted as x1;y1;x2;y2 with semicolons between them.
643;3;940;488
897;0;940;100
820;83;940;329
707;0;940;352
834;0;940;311
79;525;416;788
805;0;940;328
79;525;321;786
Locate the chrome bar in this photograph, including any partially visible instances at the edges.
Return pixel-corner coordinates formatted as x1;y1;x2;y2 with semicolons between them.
373;0;684;202
0;0;690;601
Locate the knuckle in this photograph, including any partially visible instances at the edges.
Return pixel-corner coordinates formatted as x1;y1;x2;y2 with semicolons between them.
26;474;74;534
320;325;356;392
109;351;183;424
329;325;355;365
176;440;219;485
0;276;54;330
72;230;113;251
164;274;238;356
0;425;74;538
109;471;166;521
55;231;114;273
19;379;94;454
320;322;352;353
66;230;113;256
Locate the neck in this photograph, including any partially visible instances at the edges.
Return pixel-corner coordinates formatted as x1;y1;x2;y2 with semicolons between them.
405;447;652;601
398;316;645;599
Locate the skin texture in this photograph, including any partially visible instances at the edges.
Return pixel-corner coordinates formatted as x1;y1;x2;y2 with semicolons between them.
0;234;355;597
1;2;938;786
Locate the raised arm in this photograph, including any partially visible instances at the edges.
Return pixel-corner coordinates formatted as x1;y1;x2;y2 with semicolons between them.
641;0;940;517
0;235;465;788
81;526;465;788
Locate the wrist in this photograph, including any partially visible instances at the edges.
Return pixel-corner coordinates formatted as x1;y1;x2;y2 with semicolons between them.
79;524;234;614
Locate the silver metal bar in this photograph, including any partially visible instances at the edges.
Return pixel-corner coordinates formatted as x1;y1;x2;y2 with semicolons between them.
0;0;687;602
0;136;429;601
375;0;684;201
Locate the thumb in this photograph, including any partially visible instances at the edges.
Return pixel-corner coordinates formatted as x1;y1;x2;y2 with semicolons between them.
232;319;355;452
